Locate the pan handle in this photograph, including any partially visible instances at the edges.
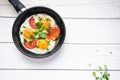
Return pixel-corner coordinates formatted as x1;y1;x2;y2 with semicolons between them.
8;0;26;13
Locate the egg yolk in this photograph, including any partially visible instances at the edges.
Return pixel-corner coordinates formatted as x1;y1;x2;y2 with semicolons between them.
41;19;51;30
37;39;49;50
23;28;34;39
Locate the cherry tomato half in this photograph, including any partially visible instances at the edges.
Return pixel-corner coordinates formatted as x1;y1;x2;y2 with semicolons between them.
24;39;37;49
29;16;37;29
47;26;60;40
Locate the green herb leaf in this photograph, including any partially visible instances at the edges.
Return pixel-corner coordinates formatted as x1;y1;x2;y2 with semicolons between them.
39;32;46;39
92;65;110;80
100;77;102;80
39;27;44;31
92;72;96;77
96;77;99;80
36;21;42;29
34;29;40;35
34;27;44;35
104;65;108;70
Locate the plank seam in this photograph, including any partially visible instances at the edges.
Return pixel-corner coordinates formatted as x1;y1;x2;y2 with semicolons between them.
1;16;120;20
0;68;120;71
1;42;120;45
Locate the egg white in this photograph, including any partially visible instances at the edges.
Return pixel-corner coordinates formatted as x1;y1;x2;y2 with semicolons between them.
20;14;56;54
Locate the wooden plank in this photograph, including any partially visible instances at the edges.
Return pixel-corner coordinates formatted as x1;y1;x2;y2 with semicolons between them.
0;43;120;70
0;70;119;80
1;18;120;43
1;5;120;18
1;0;120;6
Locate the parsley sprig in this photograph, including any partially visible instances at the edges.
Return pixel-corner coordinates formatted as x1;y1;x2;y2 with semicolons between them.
92;65;110;80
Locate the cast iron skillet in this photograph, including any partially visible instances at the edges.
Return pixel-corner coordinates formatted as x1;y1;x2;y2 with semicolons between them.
8;0;66;58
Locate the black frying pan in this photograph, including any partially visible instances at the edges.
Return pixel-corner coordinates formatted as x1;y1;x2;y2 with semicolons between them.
8;0;66;58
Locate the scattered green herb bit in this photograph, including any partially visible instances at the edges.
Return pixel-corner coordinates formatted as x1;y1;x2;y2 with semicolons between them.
36;21;42;29
48;41;50;44
36;46;38;48
46;18;51;21
24;38;27;42
38;17;42;20
58;35;61;39
20;32;23;35
108;74;110;77
46;48;49;50
30;35;35;39
92;65;110;80
23;26;26;28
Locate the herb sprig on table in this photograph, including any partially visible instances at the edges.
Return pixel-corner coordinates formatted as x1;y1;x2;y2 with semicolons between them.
92;65;110;80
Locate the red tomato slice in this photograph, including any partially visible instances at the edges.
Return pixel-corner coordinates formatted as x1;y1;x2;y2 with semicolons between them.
24;39;37;49
47;26;60;40
29;16;37;29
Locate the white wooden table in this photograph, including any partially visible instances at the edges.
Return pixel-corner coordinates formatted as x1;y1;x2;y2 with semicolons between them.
0;0;120;80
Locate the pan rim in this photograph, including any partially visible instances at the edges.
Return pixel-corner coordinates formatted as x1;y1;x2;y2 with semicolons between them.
12;6;66;59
